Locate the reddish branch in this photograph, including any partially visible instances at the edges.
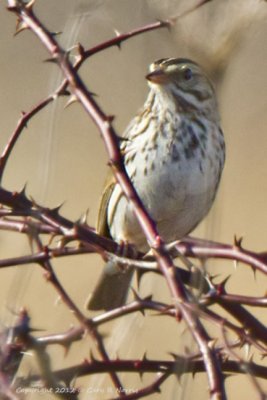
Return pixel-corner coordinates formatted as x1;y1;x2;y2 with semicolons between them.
1;188;267;383
17;357;267;387
0;19;169;184
1;0;267;399
5;2;228;398
176;237;267;275
2;185;267;347
0;98;55;183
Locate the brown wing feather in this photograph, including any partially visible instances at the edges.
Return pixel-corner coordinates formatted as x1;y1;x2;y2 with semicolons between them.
96;171;116;238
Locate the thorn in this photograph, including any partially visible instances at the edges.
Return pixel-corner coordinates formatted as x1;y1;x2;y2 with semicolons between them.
175;372;182;384
89;350;98;363
12;189;27;203
169;354;184;381
50;203;64;216
209;273;220;281
117;134;129;143
135;363;144;379
29;196;40;213
113;29;122;49
251;265;257;280
233;259;238;270
44;56;57;64
77;209;89;225
143;293;153;302
62;342;71;357
142;352;148;362
132;288;152;304
77;43;85;57
136;269;148;289
43;270;52;282
201;273;216;295
216;276;230;295
20;112;28;128
54;295;62;306
208;338;217;349
51;31;62;37
82;357;90;365
116;42;122;50
88;90;98;97
15;19;29;36
19;183;28;200
131;287;139;299
57;88;70;97
131;288;144;308
25;0;36;10
114;29;121;37
64;94;78;108
155;386;161;393
157;18;173;31
234;235;243;248
51;92;60;102
105;115;115;123
191;368;197;379
65;45;78;58
169;352;178;360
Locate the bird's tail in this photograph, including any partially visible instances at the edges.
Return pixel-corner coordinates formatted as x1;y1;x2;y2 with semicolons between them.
86;261;134;311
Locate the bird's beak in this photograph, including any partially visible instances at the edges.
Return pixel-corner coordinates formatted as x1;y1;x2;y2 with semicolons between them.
146;69;167;84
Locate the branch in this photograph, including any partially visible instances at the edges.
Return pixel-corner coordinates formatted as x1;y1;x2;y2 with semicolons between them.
6;3;226;398
0;9;171;183
31;233;125;393
176;237;267;275
16;355;267;390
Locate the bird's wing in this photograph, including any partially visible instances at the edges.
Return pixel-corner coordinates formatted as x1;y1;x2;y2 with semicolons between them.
96;171;116;237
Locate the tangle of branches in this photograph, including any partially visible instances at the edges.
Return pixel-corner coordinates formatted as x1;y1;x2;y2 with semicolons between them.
0;1;267;399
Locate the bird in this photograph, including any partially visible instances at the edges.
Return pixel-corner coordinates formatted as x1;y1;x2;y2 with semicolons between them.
87;57;225;311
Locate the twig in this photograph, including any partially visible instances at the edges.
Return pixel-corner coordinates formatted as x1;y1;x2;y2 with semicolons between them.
0;98;55;183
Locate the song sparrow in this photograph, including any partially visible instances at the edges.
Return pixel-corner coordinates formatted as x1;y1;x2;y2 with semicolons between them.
87;58;225;310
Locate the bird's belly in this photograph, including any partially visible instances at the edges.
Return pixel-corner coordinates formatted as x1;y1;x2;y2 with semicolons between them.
108;148;221;251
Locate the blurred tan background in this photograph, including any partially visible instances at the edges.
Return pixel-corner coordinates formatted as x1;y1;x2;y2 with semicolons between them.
1;0;267;398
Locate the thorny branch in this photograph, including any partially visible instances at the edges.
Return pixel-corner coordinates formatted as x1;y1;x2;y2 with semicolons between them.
5;2;228;398
0;0;266;399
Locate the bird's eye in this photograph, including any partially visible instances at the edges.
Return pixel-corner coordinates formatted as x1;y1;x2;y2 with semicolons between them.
183;68;193;81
